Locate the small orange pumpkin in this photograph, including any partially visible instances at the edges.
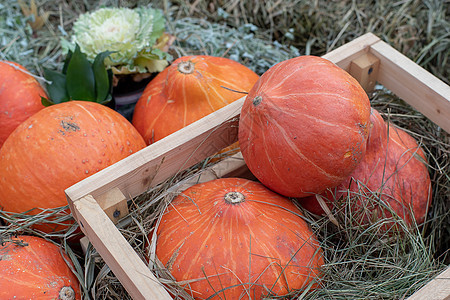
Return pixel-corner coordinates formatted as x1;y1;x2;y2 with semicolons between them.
0;101;146;233
238;56;371;198
155;178;324;299
0;61;46;148
0;235;81;299
132;55;259;144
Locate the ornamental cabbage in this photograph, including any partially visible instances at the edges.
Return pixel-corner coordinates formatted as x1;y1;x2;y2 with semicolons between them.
62;7;172;74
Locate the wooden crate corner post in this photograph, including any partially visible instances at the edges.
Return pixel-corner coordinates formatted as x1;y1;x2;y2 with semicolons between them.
95;187;129;224
348;52;380;93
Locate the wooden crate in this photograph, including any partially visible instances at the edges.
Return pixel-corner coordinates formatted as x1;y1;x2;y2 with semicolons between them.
65;32;450;300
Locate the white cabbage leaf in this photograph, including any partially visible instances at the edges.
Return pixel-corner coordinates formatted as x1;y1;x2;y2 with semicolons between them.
62;7;172;74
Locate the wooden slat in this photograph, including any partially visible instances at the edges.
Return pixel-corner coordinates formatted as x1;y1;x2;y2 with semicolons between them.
73;195;172;300
370;40;450;133
406;266;450;300
322;32;380;70
164;152;249;194
66;96;244;217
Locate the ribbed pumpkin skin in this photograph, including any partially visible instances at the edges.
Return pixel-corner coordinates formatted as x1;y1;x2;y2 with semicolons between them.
0;235;81;299
300;109;432;227
155;178;324;299
239;55;371;198
0;101;146;233
132;55;259;144
0;61;46;148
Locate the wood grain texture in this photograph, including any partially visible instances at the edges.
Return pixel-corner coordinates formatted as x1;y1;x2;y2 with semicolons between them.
66;96;244;214
406;266;450;300
66;32;381;220
73;195;171;300
348;52;380;92
370;40;450;133
96;187;129;224
322;32;380;70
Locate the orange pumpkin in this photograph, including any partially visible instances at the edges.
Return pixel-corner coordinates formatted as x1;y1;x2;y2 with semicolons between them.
299;108;432;227
0;61;46;148
155;178;324;299
239;55;371;198
0;235;81;299
0;101;146;233
132;55;259;144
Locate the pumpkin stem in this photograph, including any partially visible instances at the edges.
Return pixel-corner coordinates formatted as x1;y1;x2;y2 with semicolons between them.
59;286;75;300
177;60;195;74
224;192;245;204
252;95;263;106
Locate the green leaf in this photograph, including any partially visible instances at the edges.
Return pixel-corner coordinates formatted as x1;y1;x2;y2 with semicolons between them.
65;44;96;101
107;69;114;101
40;96;55;107
99;94;113;105
137;47;172;61
92;50;113;103
43;67;69;103
62;49;73;74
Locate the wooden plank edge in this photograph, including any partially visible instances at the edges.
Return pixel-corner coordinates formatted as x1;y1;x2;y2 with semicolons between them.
406;266;450;300
73;195;172;300
369;40;450;133
322;32;380;69
66;96;245;219
165;152;248;194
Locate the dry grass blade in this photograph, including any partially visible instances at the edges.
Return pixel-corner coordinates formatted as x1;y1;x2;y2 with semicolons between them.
18;0;50;31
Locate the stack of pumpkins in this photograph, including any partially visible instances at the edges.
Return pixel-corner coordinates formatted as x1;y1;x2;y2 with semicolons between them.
237;55;431;229
0;52;431;299
148;56;432;299
0;60;147;299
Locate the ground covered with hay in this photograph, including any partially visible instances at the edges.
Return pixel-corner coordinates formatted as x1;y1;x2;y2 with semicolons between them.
1;0;449;299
